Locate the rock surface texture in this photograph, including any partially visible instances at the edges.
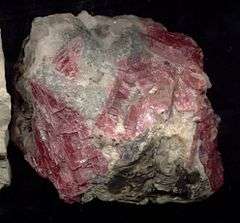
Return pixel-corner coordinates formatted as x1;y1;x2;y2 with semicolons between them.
12;11;223;204
0;30;11;190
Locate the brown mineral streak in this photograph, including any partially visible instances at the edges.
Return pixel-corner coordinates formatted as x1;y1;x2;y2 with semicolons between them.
12;11;223;204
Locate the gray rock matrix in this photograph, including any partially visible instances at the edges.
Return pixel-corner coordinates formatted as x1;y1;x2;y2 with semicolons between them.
0;30;11;190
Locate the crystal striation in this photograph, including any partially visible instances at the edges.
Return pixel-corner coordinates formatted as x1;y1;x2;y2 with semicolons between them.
12;11;223;204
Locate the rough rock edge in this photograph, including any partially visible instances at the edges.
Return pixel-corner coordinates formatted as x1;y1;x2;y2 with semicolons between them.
0;30;11;190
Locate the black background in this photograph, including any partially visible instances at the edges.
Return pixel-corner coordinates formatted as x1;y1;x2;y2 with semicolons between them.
0;0;239;222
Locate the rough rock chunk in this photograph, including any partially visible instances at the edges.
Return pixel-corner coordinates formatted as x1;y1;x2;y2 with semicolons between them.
0;30;11;190
12;11;223;204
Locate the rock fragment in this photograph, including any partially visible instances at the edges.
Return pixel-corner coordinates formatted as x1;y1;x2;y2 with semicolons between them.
0;30;11;190
12;12;223;204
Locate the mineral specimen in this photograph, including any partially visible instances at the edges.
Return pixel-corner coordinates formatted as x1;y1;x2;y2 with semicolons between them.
12;11;223;204
0;30;11;190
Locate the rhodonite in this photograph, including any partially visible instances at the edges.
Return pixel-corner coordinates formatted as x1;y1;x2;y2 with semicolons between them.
12;11;223;204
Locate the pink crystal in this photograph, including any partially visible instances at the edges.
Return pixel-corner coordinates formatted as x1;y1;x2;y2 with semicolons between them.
12;11;223;204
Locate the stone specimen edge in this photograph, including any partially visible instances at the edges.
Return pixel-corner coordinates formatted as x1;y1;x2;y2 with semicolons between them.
0;29;11;190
